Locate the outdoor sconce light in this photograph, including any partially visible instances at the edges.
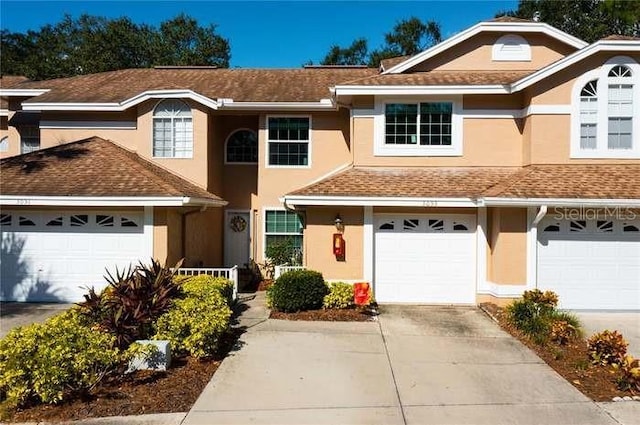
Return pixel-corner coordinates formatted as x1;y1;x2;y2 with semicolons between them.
334;214;344;233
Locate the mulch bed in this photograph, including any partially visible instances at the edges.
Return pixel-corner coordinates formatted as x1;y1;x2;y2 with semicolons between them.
270;307;376;322
480;303;634;402
2;329;242;423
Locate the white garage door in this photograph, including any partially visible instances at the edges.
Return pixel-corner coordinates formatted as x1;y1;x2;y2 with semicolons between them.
537;215;640;310
374;214;476;304
1;210;150;302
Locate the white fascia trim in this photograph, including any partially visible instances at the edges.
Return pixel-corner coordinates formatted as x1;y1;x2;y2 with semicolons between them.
40;120;137;129
284;195;478;207
0;89;50;97
0;196;227;207
217;99;336;111
512;41;640;92
22;89;220;112
483;197;640;207
477;281;527;298
335;85;508;96
0;109;7;117
385;22;587;75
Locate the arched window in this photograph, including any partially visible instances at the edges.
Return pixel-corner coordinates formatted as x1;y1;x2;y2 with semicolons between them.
0;136;8;152
492;34;531;62
226;129;258;163
153;99;193;158
572;57;639;158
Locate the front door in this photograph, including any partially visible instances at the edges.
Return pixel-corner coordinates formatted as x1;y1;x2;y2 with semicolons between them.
224;211;251;268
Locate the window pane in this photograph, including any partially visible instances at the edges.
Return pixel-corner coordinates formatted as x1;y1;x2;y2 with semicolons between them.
419;102;452;146
385;104;418;145
608;117;633;149
227;130;258;163
268;117;310;141
580;124;597;149
268;141;308;166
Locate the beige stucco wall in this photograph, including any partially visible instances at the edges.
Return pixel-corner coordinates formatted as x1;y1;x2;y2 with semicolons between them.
411;32;575;72
352;115;523;167
304;207;364;280
253;109;353;263
487;207;527;285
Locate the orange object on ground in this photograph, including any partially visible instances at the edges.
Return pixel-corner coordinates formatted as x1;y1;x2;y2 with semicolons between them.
354;282;370;306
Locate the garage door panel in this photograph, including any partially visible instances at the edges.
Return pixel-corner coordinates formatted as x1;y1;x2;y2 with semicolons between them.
1;210;149;302
537;216;640;310
375;214;476;304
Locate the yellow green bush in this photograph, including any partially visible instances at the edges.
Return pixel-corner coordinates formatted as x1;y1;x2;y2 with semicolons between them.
614;355;640;392
154;276;232;358
323;282;354;309
0;309;125;407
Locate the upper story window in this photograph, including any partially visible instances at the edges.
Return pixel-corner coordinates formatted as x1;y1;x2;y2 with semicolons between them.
267;116;310;167
572;57;639;158
0;136;8;152
374;97;462;156
153;99;193;158
226;129;258;164
20;125;40;154
492;34;531;62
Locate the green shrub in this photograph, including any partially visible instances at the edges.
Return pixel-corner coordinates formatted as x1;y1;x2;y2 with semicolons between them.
0;309;124;407
267;269;328;312
154;276;232;358
587;330;628;366
505;290;579;345
180;275;235;306
614;355;640;392
78;259;183;348
323;282;354;309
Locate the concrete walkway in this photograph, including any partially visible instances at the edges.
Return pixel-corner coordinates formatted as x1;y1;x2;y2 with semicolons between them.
0;302;72;338
183;299;638;425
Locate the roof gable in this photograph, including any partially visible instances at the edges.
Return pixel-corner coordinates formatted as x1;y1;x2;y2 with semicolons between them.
384;21;587;75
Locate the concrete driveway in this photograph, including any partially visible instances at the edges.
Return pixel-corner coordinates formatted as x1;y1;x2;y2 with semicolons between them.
183;300;630;425
0;302;71;338
576;312;640;357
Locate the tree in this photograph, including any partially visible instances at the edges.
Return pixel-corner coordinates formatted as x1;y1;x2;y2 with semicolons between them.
1;13;230;80
498;0;640;43
317;17;442;67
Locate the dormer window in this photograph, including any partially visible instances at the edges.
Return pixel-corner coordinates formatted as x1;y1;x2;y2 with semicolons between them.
572;57;639;158
492;34;531;62
153;99;193;158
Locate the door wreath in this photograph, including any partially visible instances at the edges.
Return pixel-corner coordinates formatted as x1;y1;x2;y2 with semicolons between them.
230;215;247;232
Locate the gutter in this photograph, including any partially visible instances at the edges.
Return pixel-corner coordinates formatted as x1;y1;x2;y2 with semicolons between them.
0;195;228;207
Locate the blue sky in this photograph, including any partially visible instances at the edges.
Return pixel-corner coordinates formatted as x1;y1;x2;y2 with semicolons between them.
1;1;518;68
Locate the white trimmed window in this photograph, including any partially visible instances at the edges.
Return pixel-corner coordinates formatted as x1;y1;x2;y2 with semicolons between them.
492;34;531;62
226;129;258;163
572;57;640;158
153;99;193;158
264;209;303;259
374;97;462;156
0;136;8;152
267;117;310;167
20;126;40;154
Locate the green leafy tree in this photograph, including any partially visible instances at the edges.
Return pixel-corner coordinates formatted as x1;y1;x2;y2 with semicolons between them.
498;0;640;42
317;17;442;67
1;13;230;80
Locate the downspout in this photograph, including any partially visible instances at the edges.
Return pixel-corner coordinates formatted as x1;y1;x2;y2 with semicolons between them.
532;205;548;226
181;206;208;265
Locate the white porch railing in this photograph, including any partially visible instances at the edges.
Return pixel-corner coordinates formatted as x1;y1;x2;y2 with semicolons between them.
175;266;238;301
274;265;306;279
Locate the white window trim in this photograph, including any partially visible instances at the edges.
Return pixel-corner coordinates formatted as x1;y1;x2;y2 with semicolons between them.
19;125;40;155
571;56;640;159
0;136;8;152
262;207;304;260
373;95;463;156
224;128;258;165
265;115;312;168
151;99;194;159
492;34;531;62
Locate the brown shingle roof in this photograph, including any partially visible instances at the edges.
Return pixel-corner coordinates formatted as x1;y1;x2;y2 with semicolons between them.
379;55;411;71
289;167;520;198
601;35;640;41
1;76;29;88
0;137;224;202
485;165;640;199
339;70;534;86
489;16;533;23
289;165;640;201
15;68;377;104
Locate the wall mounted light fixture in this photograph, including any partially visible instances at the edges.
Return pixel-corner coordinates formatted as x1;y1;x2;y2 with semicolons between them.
334;214;344;233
